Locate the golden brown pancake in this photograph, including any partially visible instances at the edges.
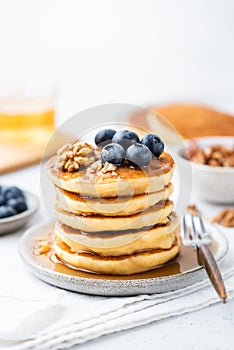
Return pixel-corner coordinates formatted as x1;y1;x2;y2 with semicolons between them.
55;213;179;256
48;137;180;275
54;236;180;275
129;104;234;139
56;200;174;232
56;183;173;216
47;152;174;198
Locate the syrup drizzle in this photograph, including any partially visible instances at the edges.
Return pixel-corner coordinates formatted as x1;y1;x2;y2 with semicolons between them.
32;225;218;280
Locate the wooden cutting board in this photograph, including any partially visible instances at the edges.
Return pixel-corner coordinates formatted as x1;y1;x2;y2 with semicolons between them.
0;143;46;174
0;133;73;174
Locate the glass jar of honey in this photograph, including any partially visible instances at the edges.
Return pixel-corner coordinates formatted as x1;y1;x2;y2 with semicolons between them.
0;77;57;145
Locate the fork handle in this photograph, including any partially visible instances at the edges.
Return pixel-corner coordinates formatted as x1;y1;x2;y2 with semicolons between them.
197;244;227;302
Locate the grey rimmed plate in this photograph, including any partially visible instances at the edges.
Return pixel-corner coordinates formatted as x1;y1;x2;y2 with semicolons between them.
0;190;39;235
18;221;228;296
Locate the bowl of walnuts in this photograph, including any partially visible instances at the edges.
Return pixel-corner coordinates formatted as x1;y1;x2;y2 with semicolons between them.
176;136;234;203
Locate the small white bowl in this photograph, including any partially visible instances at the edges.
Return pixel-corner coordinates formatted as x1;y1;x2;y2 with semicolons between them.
0;190;39;235
175;136;234;204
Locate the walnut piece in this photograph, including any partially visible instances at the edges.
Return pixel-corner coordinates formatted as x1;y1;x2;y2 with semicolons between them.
187;204;199;216
101;162;117;174
223;155;234;167
34;237;51;255
212;209;234;227
90;160;103;171
186;142;234;167
89;160;117;174
57;141;95;172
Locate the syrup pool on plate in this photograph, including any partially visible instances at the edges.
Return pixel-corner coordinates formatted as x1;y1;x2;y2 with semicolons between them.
32;225;218;280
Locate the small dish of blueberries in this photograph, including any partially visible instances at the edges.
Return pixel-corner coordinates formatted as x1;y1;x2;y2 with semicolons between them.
0;185;39;235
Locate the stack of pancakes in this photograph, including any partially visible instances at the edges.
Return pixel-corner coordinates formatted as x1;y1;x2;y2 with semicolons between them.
47;151;180;275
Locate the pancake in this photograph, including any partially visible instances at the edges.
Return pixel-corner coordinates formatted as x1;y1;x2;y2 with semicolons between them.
54;236;180;275
56;183;173;216
55;214;179;256
47;152;174;198
56;200;174;232
48;132;180;275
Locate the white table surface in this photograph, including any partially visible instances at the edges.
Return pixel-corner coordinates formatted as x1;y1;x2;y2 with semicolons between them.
1;162;234;350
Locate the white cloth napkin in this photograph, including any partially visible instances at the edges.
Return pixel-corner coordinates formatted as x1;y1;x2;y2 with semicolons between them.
0;229;234;350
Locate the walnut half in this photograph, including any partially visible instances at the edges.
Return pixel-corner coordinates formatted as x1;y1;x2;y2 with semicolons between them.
57;141;95;172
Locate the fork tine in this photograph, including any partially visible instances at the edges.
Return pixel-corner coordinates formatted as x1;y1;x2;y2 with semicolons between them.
190;213;198;240
182;211;211;247
198;212;211;244
198;212;206;234
182;216;189;240
183;215;195;247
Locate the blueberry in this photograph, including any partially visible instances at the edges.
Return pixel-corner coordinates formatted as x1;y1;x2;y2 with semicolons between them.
141;134;164;157
7;197;27;214
95;129;117;147
126;143;152;167
0;205;17;219
2;186;24;200
112;130;139;150
6;206;17;216
0;206;9;219
0;194;6;205
101;143;125;166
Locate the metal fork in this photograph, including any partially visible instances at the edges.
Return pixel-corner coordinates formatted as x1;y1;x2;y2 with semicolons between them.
182;210;227;302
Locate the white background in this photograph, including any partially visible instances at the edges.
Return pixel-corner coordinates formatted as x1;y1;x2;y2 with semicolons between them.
0;0;234;124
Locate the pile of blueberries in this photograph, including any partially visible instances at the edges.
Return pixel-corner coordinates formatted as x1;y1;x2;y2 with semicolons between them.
95;129;164;167
0;186;28;219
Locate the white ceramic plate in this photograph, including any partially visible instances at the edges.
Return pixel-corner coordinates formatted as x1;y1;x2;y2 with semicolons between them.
0;190;39;235
18;220;228;296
